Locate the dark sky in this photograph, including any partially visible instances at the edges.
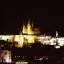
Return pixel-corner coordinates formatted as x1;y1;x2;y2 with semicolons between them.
0;2;64;36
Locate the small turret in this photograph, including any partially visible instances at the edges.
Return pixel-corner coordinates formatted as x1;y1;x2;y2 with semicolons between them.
22;24;27;34
56;31;58;45
32;22;33;28
56;31;58;37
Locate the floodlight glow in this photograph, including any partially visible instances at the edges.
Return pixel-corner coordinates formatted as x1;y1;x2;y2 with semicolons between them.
55;46;60;49
5;58;11;63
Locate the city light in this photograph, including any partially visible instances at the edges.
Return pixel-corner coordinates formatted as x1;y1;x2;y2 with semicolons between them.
55;46;60;49
0;50;12;63
5;58;11;63
16;61;28;64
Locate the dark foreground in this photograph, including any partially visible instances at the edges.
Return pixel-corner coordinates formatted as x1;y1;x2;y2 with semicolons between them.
0;40;64;64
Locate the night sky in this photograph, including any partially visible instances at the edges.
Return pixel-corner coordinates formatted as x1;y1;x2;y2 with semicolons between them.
0;2;64;36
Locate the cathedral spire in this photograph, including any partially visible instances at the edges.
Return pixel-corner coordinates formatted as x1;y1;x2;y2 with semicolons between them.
22;20;27;34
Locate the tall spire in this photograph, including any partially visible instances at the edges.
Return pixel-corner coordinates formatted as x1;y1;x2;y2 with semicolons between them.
22;20;27;34
27;18;31;34
27;18;31;26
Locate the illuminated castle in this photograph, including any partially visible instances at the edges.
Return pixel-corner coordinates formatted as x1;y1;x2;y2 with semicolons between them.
0;19;38;48
14;19;37;47
0;19;64;48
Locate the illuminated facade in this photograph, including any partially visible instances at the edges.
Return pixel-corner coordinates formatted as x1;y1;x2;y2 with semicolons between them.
0;20;64;48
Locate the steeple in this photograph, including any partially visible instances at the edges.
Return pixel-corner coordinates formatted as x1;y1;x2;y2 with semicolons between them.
27;18;32;34
22;20;27;34
27;18;31;28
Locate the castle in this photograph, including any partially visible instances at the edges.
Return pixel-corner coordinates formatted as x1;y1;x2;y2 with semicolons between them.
0;19;64;48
